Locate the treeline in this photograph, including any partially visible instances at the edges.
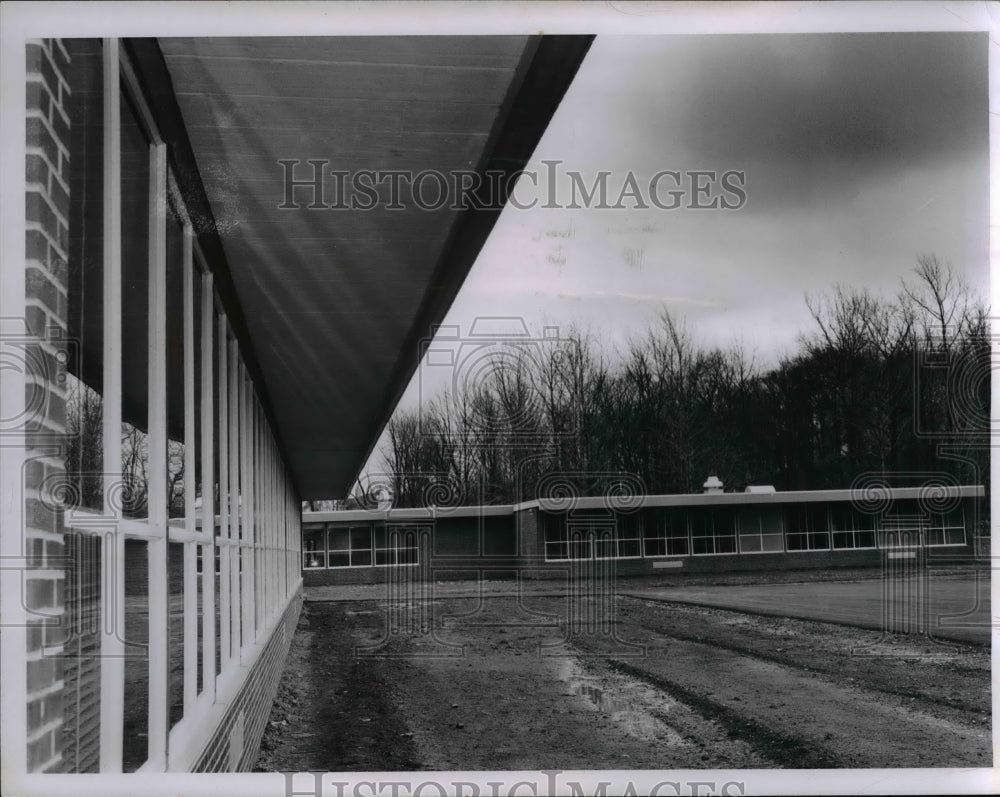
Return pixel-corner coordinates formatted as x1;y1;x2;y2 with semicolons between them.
367;256;988;508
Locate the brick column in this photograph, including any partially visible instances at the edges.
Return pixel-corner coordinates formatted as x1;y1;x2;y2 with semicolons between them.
24;37;72;774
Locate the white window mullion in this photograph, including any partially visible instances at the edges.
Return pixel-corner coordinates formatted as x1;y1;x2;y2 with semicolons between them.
241;371;253;647
146;142;170;765
99;37;125;774
146;141;169;771
217;317;230;670
268;434;275;617
201;273;216;702
256;406;264;626
250;399;257;634
181;224;198;719
228;339;240;658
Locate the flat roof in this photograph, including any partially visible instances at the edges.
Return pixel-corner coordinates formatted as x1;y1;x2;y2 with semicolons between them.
305;504;515;524
519;485;984;512
302;485;984;524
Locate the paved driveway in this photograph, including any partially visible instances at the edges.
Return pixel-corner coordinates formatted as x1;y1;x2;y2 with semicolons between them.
622;573;991;644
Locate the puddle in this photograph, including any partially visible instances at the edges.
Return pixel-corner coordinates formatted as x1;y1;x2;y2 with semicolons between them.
556;659;688;745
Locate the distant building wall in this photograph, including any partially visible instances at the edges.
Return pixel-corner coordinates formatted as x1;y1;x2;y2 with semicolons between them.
301;490;983;585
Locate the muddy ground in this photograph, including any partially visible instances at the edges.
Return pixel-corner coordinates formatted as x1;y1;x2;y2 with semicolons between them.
254;578;990;771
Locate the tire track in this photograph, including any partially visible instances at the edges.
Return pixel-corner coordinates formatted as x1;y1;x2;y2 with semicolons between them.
617;595;988;716
606;660;842;768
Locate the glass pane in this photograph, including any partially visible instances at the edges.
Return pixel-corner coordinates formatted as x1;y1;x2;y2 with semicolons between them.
785;507;807;534
643;537;666;557
713;508;736;535
166;204;185;519
619;539;641;558
738;508;761;536
327;527;349;551
544;517;565;543
689;510;710;538
618;515;641;539
856;531;876;548
761;533;784;553
192;268;202;505
740;535;762;553
60;530;102;772
214;560;221;676
807;506;828;532
350;526;371;549
829;505;853;532
594;538;614;559
663;509;684;537
120;89;150;519
809;532;829;550
65;39;105;513
568;536;589;559
853;509;877;531
832;531;852;549
303;527;325;568
167;542;184;728
123;539;149;772
328;552;350;568
547;542;568;560
352;549;372;567
196;543;204;694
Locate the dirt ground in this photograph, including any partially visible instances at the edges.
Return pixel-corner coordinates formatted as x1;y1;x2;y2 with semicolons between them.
255;574;991;771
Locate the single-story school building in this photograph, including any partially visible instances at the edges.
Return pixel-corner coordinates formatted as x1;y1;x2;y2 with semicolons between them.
302;480;985;585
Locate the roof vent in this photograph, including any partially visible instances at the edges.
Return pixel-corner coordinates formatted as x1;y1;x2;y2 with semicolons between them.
745;485;776;494
703;475;723;494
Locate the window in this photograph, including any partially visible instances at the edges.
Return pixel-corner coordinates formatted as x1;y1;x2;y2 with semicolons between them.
49;38;304;775
784;505;831;551
924;507;965;546
829;505;877;549
616;514;642;558
327;525;374;567
878;500;923;549
738;506;784;553
119;86;152;521
377;525;421;566
303;524;326;568
642;508;689;557
691;508;737;555
543;515;593;561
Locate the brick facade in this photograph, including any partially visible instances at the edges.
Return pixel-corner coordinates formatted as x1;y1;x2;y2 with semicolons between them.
193;589;302;771
24;37;72;774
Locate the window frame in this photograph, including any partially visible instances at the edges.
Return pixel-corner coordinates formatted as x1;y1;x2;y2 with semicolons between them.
50;38;304;777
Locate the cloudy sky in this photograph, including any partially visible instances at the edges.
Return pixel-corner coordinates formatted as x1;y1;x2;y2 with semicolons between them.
369;29;988;475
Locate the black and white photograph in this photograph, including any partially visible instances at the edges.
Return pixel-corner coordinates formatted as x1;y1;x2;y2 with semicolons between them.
0;2;995;796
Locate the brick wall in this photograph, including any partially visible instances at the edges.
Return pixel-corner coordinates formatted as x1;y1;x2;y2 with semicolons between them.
23;37;73;774
192;589;302;771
